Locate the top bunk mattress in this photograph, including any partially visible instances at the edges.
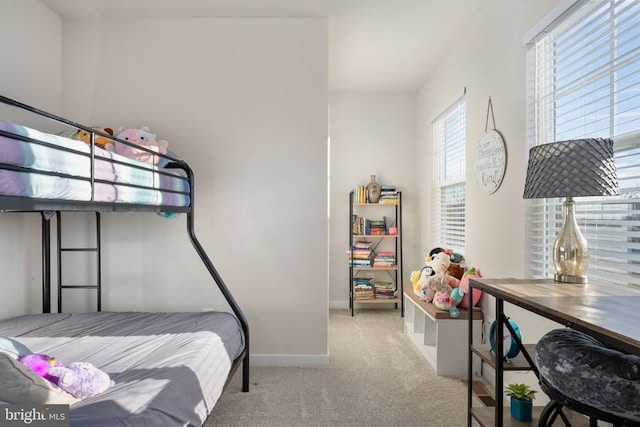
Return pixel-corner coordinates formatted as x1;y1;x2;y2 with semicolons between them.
0;311;245;426
0;120;190;208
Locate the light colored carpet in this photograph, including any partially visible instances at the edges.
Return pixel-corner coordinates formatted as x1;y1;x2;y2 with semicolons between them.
205;308;471;426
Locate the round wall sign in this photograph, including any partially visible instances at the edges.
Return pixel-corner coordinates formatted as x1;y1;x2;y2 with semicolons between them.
475;129;506;194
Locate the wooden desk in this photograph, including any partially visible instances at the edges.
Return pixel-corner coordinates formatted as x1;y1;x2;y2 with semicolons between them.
466;278;640;426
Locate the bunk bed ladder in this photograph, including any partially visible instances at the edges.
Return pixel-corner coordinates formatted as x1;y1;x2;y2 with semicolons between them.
56;211;102;313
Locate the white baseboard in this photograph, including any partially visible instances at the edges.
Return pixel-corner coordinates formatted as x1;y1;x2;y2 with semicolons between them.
250;353;330;367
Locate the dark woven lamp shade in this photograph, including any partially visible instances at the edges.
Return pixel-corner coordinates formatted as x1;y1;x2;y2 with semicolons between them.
523;138;620;199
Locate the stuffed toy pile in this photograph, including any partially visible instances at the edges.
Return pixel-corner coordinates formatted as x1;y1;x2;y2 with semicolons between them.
60;125;172;165
18;353;114;399
410;247;482;317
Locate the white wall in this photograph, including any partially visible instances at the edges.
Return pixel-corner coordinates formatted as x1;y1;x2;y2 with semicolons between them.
1;9;329;364
0;0;578;370
0;0;61;116
329;92;417;307
416;0;567;388
0;0;62;317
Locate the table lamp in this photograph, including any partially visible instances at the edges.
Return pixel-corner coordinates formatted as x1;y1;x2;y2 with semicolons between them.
523;138;619;283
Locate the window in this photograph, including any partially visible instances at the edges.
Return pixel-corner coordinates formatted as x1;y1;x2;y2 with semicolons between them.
526;0;640;287
432;96;466;252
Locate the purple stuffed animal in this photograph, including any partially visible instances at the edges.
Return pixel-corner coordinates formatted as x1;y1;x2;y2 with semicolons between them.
18;353;62;384
49;362;114;399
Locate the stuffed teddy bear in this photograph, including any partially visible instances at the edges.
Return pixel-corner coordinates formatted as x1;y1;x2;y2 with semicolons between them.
108;126;169;164
49;362;114;399
74;127;114;150
446;263;464;280
18;353;62;384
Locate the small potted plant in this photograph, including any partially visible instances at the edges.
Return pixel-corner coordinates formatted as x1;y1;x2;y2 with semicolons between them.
505;383;537;421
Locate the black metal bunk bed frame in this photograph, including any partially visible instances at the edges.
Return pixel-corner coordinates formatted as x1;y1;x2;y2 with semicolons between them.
0;94;250;392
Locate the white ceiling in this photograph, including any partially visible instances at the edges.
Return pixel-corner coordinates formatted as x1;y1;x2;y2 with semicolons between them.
39;0;487;92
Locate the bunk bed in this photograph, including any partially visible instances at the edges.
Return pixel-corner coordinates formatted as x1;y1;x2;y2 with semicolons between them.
0;95;249;426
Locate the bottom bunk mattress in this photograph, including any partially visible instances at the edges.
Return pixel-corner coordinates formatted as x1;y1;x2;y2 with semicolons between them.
0;311;245;426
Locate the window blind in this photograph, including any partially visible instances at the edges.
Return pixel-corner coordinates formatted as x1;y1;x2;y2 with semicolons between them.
432;97;466;252
526;0;640;288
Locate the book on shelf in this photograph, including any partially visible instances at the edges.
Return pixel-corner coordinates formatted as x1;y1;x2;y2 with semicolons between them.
354;185;400;204
353;278;375;300
351;214;359;235
374;289;398;299
353;240;372;249
351;215;390;235
353;186;367;204
379;185;399;204
347;242;373;267
372;251;395;267
368;219;386;235
371;281;396;299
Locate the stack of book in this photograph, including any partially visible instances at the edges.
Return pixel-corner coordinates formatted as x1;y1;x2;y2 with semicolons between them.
373;281;396;299
354;185;400;204
373;251;395;268
353;278;375;300
353;186;367;204
368;219;387;235
352;215;389;235
348;241;373;268
379;185;399;204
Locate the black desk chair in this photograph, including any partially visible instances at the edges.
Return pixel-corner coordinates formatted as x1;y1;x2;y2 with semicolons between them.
535;328;640;427
538;376;639;427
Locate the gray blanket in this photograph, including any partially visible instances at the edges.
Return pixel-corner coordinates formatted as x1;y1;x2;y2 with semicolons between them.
0;311;245;426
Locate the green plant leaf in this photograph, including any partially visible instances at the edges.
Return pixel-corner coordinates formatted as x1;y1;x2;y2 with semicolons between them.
504;383;537;402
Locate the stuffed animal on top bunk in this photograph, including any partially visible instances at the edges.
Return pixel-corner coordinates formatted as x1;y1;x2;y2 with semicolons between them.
108;126;169;164
58;127;115;150
19;353;114;399
75;127;114;150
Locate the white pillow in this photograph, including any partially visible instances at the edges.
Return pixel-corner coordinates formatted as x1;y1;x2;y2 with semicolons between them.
0;336;32;359
0;353;79;405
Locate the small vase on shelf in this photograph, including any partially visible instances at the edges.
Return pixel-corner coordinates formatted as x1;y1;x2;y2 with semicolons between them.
505;383;536;422
510;397;532;422
367;174;381;203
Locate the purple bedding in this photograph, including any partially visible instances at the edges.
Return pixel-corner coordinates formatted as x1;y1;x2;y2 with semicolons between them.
0;120;190;207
